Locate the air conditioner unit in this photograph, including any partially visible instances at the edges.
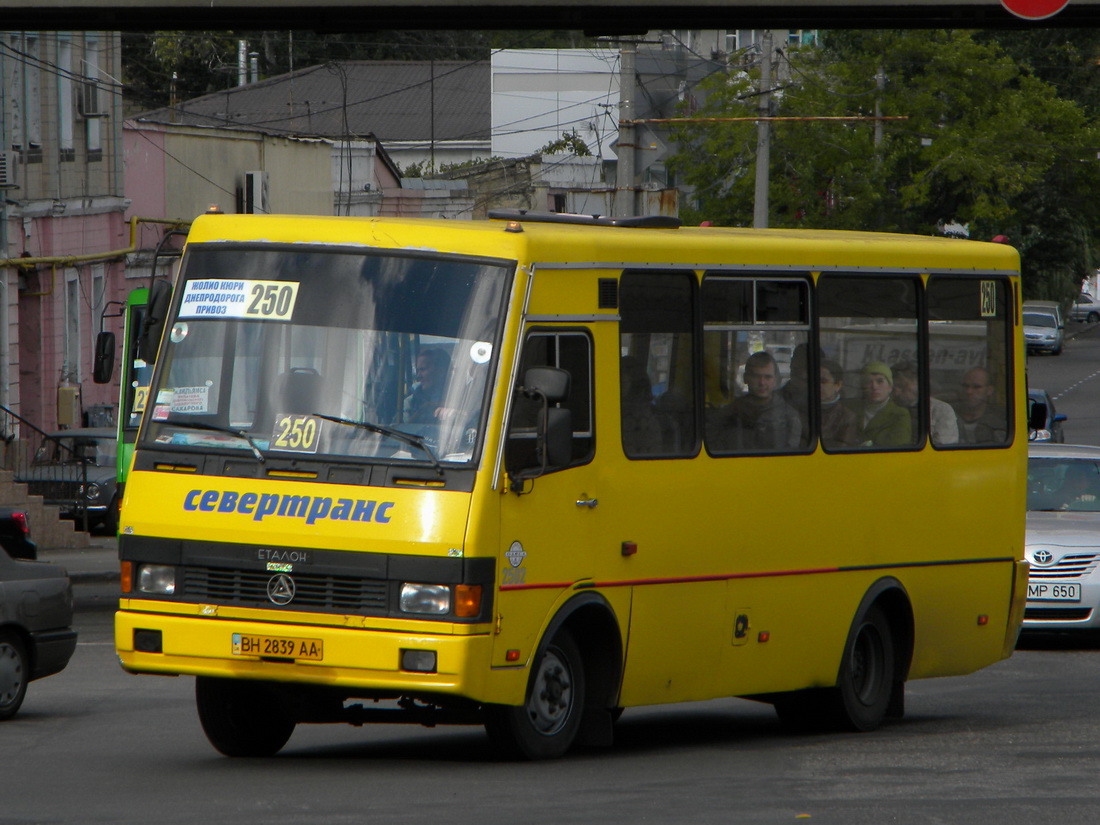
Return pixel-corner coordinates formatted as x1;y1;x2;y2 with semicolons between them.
243;170;269;214
78;81;107;118
0;151;18;189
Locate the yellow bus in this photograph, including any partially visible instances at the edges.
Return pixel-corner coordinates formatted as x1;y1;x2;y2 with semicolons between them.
115;209;1029;759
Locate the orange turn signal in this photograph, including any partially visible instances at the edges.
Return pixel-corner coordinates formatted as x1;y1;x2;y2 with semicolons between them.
977;614;989;626
120;561;133;594
454;584;482;618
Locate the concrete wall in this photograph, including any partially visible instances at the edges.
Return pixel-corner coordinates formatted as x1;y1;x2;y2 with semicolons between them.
125;121;332;223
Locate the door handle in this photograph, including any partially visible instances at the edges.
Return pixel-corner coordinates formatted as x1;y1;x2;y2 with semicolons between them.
575;498;598;508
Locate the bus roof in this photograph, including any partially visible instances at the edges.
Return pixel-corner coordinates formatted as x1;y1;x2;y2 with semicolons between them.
184;212;1021;275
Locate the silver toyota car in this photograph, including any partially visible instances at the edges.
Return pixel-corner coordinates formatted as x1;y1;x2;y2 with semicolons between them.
1025;443;1100;632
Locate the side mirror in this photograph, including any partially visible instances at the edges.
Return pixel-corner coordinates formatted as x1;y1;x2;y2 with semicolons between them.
506;366;574;485
522;366;570;404
138;280;173;364
92;331;116;384
1028;401;1048;432
540;406;573;468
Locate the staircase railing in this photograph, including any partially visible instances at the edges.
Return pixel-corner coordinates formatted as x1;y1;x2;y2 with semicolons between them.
0;404;92;532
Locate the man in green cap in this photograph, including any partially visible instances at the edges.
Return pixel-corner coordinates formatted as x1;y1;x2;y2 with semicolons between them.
846;361;911;448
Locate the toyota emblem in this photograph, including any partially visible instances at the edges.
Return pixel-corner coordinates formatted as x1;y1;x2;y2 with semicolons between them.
1032;549;1054;566
267;573;296;605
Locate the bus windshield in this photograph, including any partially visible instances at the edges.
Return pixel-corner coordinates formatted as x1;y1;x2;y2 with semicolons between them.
141;244;511;466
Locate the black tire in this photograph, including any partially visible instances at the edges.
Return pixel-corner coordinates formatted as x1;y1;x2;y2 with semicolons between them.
774;605;895;733
0;631;28;721
195;677;296;757
484;629;585;760
1088;312;1099;323
98;496;119;536
828;605;895;731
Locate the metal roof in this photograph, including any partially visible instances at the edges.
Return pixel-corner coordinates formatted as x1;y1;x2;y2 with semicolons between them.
135;60;490;143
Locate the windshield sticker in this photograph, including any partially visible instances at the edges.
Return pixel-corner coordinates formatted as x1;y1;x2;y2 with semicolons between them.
170;385;210;413
470;341;492;364
169;322;189;343
178;279;300;320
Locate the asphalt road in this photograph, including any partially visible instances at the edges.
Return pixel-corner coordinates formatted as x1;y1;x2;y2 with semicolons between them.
5;609;1100;825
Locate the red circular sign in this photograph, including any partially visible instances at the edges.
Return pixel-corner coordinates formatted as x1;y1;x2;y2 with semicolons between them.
1001;0;1071;19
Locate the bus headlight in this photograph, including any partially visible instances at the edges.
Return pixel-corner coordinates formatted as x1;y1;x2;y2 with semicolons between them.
137;564;177;595
400;583;451;615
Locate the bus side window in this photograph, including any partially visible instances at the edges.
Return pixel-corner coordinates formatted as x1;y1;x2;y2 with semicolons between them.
927;277;1012;448
619;271;697;459
701;275;812;455
817;275;921;452
505;330;594;474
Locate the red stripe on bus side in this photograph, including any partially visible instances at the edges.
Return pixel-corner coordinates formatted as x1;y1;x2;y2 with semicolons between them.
497;556;1016;592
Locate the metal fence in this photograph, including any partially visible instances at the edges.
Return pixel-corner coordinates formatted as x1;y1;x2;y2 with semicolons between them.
0;404;93;532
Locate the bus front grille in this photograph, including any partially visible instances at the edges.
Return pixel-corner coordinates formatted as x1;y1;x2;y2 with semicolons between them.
183;567;388;612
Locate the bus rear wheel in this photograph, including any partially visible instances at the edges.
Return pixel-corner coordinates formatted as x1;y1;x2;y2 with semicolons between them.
195;676;296;757
829;605;895;731
484;629;585;760
774;605;895;733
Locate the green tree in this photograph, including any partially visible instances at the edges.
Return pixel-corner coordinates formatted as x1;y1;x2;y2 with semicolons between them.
669;30;1100;298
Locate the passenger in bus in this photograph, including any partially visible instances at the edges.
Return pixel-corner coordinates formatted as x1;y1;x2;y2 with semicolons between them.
710;351;801;451
953;366;1008;444
819;359;860;448
620;356;662;455
404;348;451;424
845;361;910;447
890;361;959;446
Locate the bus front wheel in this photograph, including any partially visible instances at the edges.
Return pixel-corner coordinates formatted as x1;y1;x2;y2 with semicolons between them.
195;676;296;757
484;629;585;760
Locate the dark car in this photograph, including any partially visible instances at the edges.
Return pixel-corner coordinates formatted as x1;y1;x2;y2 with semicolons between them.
0;526;77;719
1028;389;1067;443
16;428;118;533
0;508;36;560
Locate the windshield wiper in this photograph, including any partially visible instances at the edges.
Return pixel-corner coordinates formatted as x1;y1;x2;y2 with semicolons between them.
163;419;266;462
313;413;443;476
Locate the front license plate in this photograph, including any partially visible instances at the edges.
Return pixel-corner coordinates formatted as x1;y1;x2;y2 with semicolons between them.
232;633;323;660
1027;581;1082;602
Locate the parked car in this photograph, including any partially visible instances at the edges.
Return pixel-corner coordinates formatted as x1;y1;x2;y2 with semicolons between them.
1022;308;1064;355
1024;443;1100;633
0;508;36;560
1028;388;1066;443
0;523;77;719
1023;299;1065;330
15;428;118;534
1071;292;1100;323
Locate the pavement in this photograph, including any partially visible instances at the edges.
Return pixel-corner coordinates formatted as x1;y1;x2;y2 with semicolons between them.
38;534;120;612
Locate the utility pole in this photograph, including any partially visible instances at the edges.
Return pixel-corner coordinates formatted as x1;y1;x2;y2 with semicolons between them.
753;31;773;229
874;66;885;148
615;38;637;217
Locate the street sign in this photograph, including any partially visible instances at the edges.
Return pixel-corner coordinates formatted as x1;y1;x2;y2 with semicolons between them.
1001;0;1072;18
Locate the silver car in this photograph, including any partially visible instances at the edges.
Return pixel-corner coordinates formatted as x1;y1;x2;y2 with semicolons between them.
1024;443;1100;631
1022;309;1064;356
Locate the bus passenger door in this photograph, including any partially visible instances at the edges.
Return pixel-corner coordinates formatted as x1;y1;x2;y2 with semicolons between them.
494;328;631;678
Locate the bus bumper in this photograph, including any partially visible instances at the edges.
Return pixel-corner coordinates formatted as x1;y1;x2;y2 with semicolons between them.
115;607;512;702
